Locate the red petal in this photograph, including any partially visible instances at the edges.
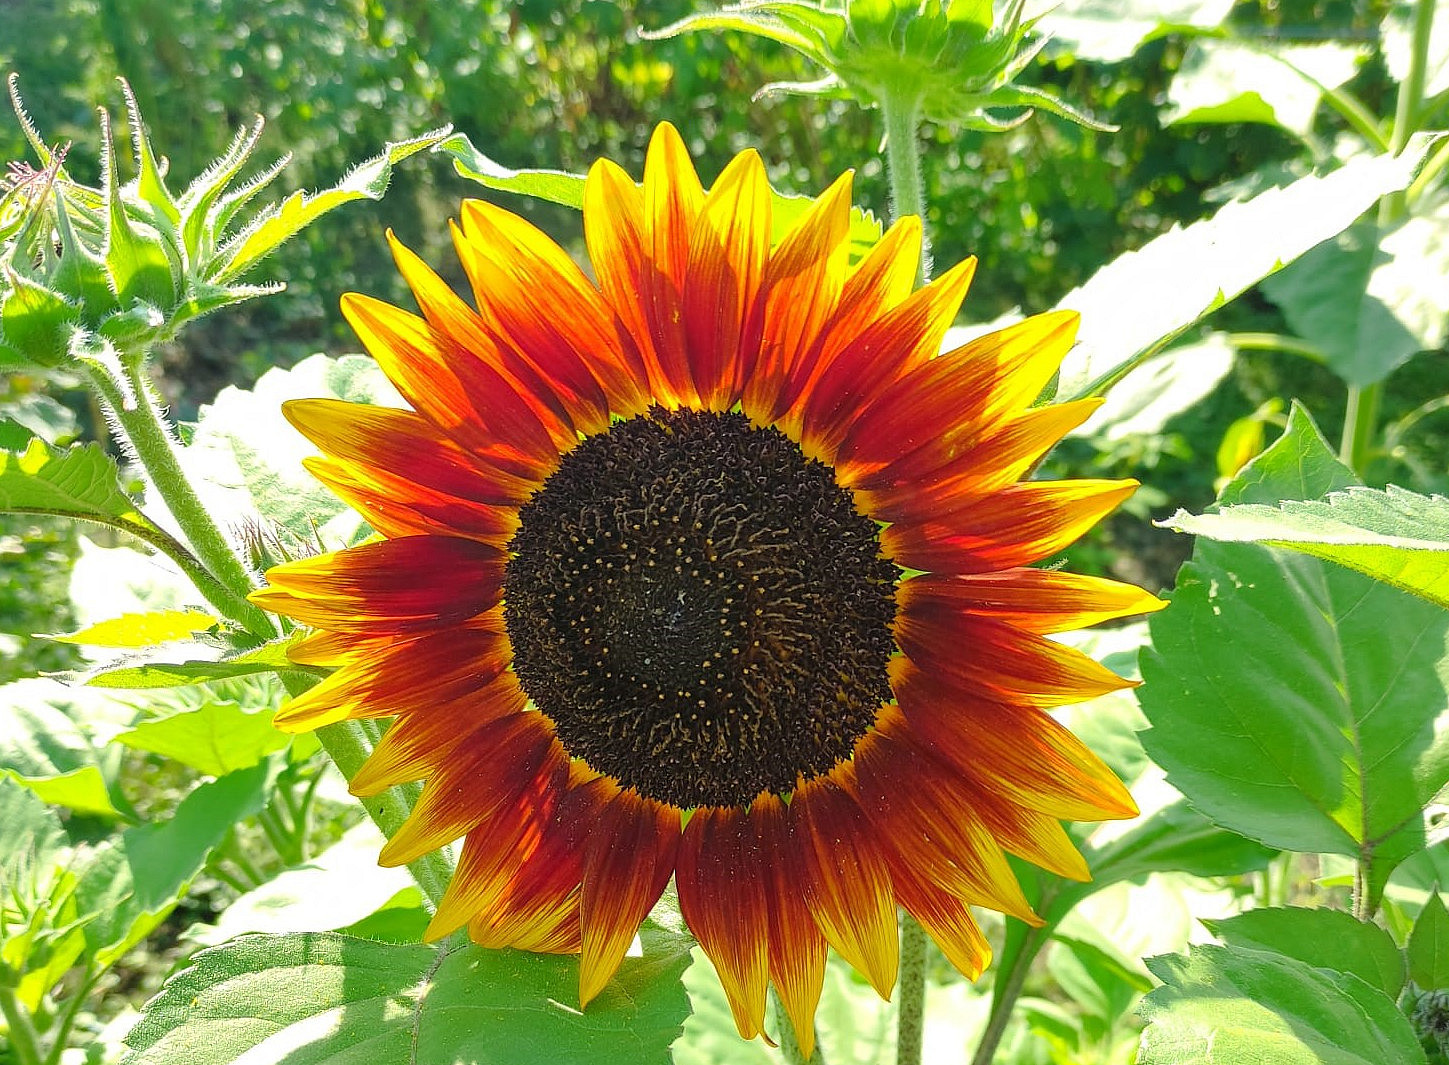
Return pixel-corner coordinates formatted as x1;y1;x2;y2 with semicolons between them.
898;570;1165;635
578;790;681;1007
378;713;563;867
889;860;993;981
683;148;770;411
881;479;1139;573
758;794;828;1059
676;804;771;1040
789;776;899;998
252;536;503;635
895;606;1135;708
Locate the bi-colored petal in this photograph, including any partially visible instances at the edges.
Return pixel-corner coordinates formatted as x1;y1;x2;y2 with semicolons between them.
899;570;1165;635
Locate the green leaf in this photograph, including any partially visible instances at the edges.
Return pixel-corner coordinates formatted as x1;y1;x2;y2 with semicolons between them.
122;931;693;1065
1139;944;1426;1065
1159;485;1449;610
1140;406;1449;897
1038;0;1233;63
212;127;451;283
1207;907;1406;999
188;825;414;948
86;635;316;689
1067;333;1234;441
438;132;883;262
1053;138;1435;402
0;775;68;891
0;679;130;817
0;434;158;539
1261;221;1425;386
1409;891;1449;990
77;761;277;966
113;702;289;777
1166;40;1364;139
0;268;81;367
52;609;220;647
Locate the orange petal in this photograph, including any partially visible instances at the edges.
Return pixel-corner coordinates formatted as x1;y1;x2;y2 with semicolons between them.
835;310;1079;473
469;773;609;953
844;399;1101;504
378;713;563;867
349;675;528;796
683;148;770;411
891;658;1137;822
283;398;541;503
743;171;852;426
304;455;519;547
578;790;681;1007
756;794;828;1060
898;570;1165;635
772;214;922;439
853;720;1038;924
676;804;771;1041
454;202;646;423
252;536;504;635
790;776;899;998
425;757;568;940
895;602;1137;709
274;624;512;730
881;479;1139;573
890;860;993;981
797;256;977;463
341;291;567;468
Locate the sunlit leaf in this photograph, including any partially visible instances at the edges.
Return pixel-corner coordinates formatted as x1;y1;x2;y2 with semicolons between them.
1408;891;1449;989
1139;944;1425;1064
1067;333;1234;441
0;434;157;539
1053;139;1435;401
51;609;220;648
1036;0;1233;63
0;775;68;890
87;633;315;689
211;127;451;283
122;931;692;1065
113;702;289;777
1160;485;1449;609
1140;406;1449;905
1166;40;1364;139
1207;907;1406;999
0;679;130;817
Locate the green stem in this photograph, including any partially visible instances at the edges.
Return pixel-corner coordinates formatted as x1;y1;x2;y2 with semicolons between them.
896;914;928;1065
881;90;929;281
42;964;98;1065
0;981;44;1065
221;830;267;888
80;358;276;638
1352;851;1375;922
1226;332;1328;362
1340;382;1381;472
771;986;821;1065
971;926;1050;1065
314;718;451;908
256;805;296;866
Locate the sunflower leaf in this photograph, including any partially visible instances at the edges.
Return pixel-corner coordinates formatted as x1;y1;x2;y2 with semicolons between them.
112;702;290;777
1137;944;1425;1065
1205;907;1406;999
1408;891;1449;989
121;931;693;1065
1139;405;1449;907
1159;485;1449;610
49;608;221;648
1053;136;1437;402
85;633;316;690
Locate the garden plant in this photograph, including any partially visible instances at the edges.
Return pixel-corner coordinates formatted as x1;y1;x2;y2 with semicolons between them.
1;1;1448;1063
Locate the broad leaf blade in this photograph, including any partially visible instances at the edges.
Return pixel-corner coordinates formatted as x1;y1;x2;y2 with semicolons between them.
1053;138;1434;401
0;436;154;536
1140;406;1449;892
1207;907;1406;999
113;702;290;777
52;609;220;648
1408;891;1449;989
1160;485;1449;609
1139;944;1426;1065
122;932;692;1065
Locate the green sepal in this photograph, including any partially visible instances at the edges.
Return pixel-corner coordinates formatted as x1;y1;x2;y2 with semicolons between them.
101;109;177;311
0;268;81;367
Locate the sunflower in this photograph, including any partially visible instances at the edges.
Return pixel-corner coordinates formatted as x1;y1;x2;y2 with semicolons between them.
252;123;1162;1054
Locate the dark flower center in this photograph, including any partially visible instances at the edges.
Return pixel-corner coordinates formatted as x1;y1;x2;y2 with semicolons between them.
503;407;897;809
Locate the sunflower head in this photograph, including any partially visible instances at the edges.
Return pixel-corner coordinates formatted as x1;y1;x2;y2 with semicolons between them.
252;123;1162;1056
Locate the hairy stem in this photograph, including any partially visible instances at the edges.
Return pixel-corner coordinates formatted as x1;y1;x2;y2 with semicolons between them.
772;986;823;1065
0;982;44;1065
881;90;929;281
80;358;276;638
896;915;928;1065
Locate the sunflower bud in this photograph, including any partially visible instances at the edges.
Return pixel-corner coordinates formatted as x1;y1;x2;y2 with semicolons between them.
646;0;1112;132
0;76;449;370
